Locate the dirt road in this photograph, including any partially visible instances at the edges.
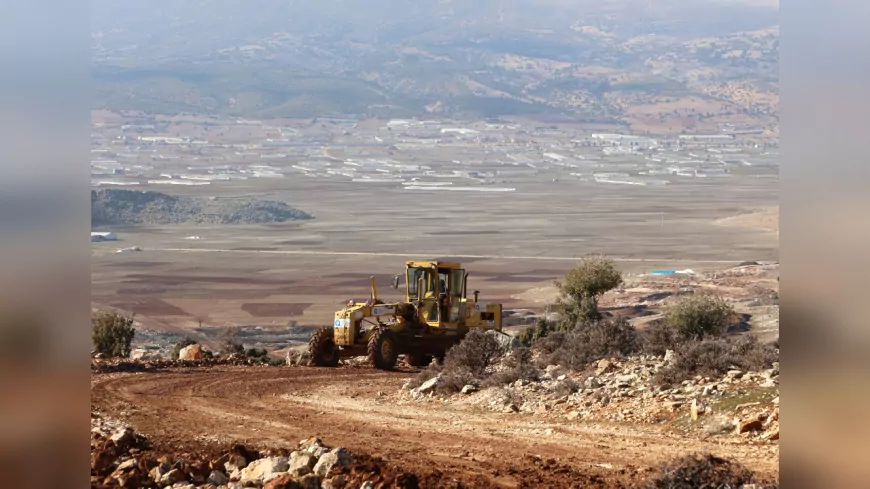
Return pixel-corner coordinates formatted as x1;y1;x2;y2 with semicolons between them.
91;365;778;488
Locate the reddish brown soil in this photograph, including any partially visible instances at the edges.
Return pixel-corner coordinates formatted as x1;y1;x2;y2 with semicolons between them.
91;365;778;488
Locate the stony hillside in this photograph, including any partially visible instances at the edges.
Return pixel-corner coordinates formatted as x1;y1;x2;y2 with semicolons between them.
91;189;313;226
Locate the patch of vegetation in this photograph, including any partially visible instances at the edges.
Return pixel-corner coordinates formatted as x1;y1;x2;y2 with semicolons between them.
482;347;540;388
92;311;136;358
664;293;738;341
537;316;641;372
646;453;774;489
519;255;623;347
409;330;522;393
91;189;313;226
640;320;683;356
218;327;246;356
654;335;778;387
556;255;623;326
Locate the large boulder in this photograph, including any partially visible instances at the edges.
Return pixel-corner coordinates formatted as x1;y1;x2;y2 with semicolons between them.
130;349;151;361
179;343;204;361
240;456;289;484
312;448;352;478
289;451;317;476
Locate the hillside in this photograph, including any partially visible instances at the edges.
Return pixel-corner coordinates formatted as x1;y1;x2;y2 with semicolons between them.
91;0;779;126
91;189;313;226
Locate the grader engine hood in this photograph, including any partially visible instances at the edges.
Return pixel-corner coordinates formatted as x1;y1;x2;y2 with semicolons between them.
332;302;401;346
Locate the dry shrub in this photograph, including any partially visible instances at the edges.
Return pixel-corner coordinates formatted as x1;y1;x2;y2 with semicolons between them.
654;335;779;387
482;347;540;388
218;326;245;355
442;329;504;378
538;316;640;371
409;330;535;393
640;320;683;356
647;453;772;489
534;331;568;356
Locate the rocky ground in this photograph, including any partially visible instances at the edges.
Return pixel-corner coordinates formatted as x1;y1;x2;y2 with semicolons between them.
402;353;779;445
92;414;436;489
91;359;778;488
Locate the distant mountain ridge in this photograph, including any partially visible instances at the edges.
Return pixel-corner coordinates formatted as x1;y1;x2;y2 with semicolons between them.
91;0;779;123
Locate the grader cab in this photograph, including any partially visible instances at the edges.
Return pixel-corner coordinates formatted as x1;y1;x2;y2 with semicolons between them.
309;260;502;370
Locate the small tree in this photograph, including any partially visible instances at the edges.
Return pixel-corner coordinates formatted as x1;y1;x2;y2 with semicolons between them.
218;327;245;356
172;337;197;359
92;311;136;358
556;255;623;326
664;293;737;340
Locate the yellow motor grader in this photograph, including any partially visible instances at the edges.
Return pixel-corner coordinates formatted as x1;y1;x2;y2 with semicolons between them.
309;260;503;370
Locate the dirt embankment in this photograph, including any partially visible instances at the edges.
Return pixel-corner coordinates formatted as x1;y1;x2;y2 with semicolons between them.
92;363;777;488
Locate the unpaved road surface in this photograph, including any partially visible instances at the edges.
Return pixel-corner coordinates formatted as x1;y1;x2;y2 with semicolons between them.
92;365;778;487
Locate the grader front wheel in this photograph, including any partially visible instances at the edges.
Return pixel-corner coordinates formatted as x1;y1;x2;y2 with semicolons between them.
309;327;340;367
367;328;399;370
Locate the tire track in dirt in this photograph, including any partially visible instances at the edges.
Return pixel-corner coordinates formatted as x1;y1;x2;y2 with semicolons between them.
91;365;778;487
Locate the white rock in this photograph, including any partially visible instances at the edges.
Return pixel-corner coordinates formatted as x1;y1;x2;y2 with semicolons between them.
360;482;375;489
239;456;289;483
208;470;229;485
289;451;317;476
313;448;353;478
130;348;151;360
178;343;204;361
415;375;441;395
461;385;478;395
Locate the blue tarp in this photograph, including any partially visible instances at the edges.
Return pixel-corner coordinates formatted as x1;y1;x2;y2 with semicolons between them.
650;270;676;275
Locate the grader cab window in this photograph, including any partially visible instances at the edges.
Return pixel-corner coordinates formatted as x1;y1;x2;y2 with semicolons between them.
450;269;465;297
407;266;436;299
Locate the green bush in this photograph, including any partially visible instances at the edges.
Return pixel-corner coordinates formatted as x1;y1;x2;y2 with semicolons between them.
92;311;136;358
517;317;553;347
172;337;197;359
555;254;623;328
246;348;268;359
664;293;737;340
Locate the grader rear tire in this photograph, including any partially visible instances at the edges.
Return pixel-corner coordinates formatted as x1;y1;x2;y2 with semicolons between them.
309;327;340;367
367;328;399;370
406;353;433;368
